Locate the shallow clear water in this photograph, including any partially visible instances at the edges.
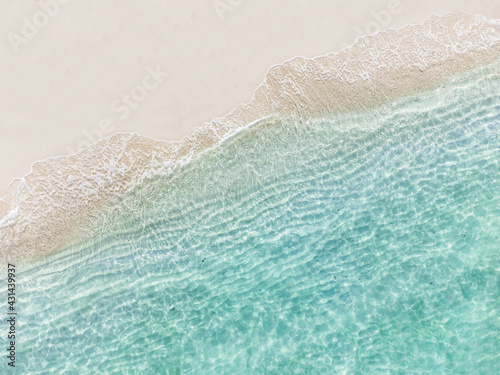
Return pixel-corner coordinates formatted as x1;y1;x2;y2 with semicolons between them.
3;64;500;374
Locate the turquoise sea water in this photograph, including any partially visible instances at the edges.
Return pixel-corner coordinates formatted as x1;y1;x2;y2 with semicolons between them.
3;64;499;374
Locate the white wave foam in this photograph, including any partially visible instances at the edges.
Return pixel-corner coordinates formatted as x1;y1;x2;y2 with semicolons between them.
1;12;499;262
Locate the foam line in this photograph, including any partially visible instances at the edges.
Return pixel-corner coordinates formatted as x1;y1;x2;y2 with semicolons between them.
1;12;499;262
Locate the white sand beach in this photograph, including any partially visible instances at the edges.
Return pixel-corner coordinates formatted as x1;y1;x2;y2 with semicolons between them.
0;0;499;197
0;1;499;262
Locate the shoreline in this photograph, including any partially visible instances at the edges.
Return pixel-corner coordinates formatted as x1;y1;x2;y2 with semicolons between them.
1;12;499;263
2;1;499;199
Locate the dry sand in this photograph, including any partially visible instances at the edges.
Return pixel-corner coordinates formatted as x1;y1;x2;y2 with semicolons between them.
0;10;499;263
0;0;499;197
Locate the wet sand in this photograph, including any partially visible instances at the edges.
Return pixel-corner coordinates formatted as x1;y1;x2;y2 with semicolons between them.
0;11;499;262
0;1;499;197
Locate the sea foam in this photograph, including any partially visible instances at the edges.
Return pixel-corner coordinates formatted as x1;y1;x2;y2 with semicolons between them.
1;12;499;262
